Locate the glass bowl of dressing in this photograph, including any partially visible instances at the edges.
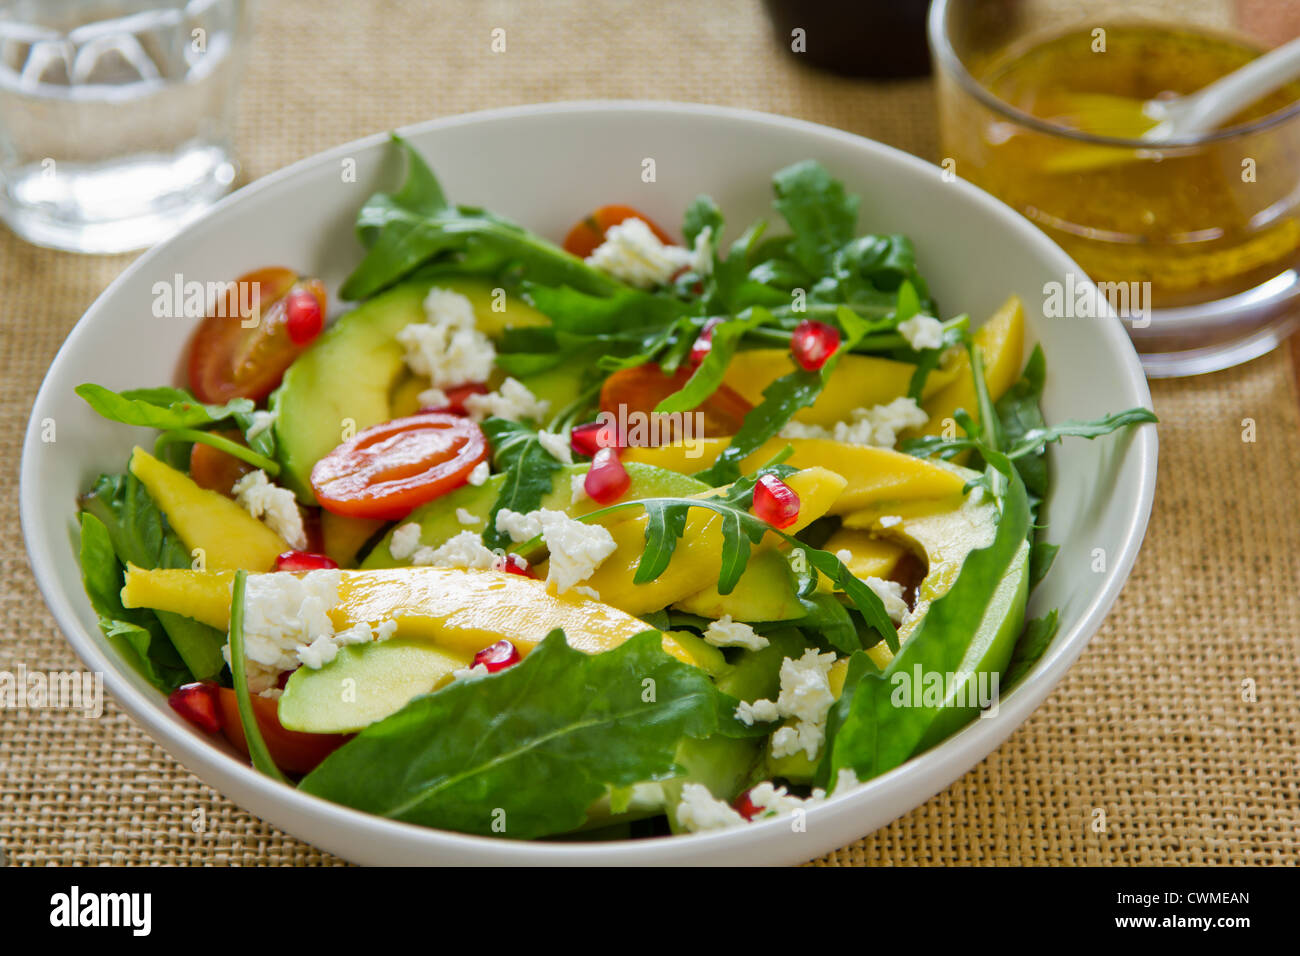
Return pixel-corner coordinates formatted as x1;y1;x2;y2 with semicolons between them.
930;0;1300;377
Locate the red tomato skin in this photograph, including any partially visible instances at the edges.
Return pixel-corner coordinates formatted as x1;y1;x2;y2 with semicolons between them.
599;363;752;443
215;687;346;774
562;204;676;259
310;412;489;521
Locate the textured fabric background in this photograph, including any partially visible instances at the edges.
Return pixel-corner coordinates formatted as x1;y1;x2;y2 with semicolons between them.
2;0;1297;866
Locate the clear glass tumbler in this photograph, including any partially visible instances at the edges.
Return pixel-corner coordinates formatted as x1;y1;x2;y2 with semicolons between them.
0;0;248;254
930;0;1300;377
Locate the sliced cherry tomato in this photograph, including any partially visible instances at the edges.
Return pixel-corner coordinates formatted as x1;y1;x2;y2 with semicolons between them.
562;204;676;259
187;267;327;404
189;429;254;497
215;687;346;775
421;382;489;416
310;412;489;520
599;363;752;444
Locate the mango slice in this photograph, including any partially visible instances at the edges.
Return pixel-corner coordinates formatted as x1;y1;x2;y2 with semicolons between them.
129;447;286;571
320;510;386;568
723;350;959;426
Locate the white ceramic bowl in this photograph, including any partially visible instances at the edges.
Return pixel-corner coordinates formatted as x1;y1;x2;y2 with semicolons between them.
20;102;1156;865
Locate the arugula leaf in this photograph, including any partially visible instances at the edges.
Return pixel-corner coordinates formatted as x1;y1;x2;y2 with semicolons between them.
682;195;724;248
341;136;620;301
299;630;751;839
76;383;253;431
79;473;227;680
906;314;968;401
480;418;564;550
772;160;860;275
1003;610;1061;687
79;513;190;691
1029;540;1059;592
653;308;772;414
993;344;1049;497
228;569;286;783
525;283;687;336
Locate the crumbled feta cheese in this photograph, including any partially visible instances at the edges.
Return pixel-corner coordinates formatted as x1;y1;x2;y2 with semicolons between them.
778;396;928;449
571;471;589;505
468;460;490;486
410;530;500;570
222;570;341;683
375;619;399;641
865;576;908;624
245;409;277;439
739;649;838;761
397;288;496;389
297;634;339;670
835;548;853;565
231;470;307;550
389;522;423;561
675;782;747;832
416;386;448;409
572;585;601;601
456;507;482;526
745;769;861;818
451;662;490;683
462;377;550;424
585;217;695;289
703;614;769;651
879;514;902;528
495;508;616;594
537;428;573;465
898;314;945;351
687;226;714;277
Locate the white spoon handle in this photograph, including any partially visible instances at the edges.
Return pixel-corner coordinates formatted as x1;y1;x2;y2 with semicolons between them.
1162;34;1300;138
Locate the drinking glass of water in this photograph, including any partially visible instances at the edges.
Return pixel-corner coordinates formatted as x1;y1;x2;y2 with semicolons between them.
0;0;248;254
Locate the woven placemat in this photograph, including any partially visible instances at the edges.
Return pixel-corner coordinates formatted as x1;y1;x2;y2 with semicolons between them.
2;0;1298;867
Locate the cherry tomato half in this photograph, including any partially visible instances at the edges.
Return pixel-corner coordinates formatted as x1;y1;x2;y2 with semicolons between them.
215;687;346;775
187;267;328;404
599;363;753;443
562;204;676;259
189;429;254;497
310;412;489;520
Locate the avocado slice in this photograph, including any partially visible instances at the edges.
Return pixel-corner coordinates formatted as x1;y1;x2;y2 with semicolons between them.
361;461;708;568
672;548;805;623
272;276;559;502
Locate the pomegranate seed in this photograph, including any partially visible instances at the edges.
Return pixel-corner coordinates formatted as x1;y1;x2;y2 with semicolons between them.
274;550;339;572
688;317;726;366
472;639;521;673
752;473;801;528
734;789;765;821
584;447;631;503
421;382;488;416
790;320;840;372
570;420;621;457
497;553;536;578
168;682;222;735
285;289;324;345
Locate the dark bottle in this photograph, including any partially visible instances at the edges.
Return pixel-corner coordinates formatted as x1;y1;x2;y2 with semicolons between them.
762;0;933;78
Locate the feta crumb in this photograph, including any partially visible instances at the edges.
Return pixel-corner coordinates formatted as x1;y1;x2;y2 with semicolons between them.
495;508;616;594
467;460;490;486
703;614;769;651
297;633;339;670
397;287;496;389
585;217;697;289
537;428;573;465
572;585;601;600
451;662;490;683
742;649;838;761
231;470;307;550
898;314;945;351
778;396;928;449
456;507;482;526
416;386;448;409
571;471;589;505
675;782;747;832
390;522;424;561
835;548;853;565
879;514;902;528
410;530;500;570
222;570;341;684
375;619;398;641
463;376;550;424
865;576;908;624
245;409;277;439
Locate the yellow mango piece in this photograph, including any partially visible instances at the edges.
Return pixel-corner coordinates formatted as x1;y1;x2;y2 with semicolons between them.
623;437;965;516
723;350;959;427
388;373;428;419
820;528;906;583
581;467;846;616
320;510;387;568
121;565;702;667
912;295;1025;438
129;447;287;571
122;565;234;629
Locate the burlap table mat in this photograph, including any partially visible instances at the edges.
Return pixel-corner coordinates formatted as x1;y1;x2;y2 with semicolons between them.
2;0;1297;867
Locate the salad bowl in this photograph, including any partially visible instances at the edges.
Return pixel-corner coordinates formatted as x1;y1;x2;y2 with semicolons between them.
20;102;1156;865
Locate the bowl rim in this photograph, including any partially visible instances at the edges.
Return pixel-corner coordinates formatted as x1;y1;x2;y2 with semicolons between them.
20;99;1157;865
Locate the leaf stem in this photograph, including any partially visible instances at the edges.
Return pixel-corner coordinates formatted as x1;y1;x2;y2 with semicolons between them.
155;429;281;477
227;569;287;784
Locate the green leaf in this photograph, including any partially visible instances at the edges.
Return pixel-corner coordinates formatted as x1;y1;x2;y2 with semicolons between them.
682;195;723;248
526;283;687;336
1004;610;1061;687
78;513;190;691
1029;540;1059;592
299;630;747;839
76;383;253;431
772;160;860;275
228;569;287;783
635;500;689;584
994;344;1049;496
1006;408;1159;460
653;308;772;414
480;418;565;550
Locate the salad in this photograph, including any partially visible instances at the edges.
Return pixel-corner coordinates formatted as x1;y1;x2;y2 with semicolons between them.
74;137;1156;840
